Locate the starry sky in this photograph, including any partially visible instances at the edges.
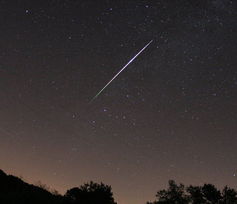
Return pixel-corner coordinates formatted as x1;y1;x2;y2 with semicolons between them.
0;1;237;204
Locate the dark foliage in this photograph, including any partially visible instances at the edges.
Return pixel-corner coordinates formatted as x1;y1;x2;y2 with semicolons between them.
1;169;237;204
65;181;117;204
0;169;116;204
148;180;237;204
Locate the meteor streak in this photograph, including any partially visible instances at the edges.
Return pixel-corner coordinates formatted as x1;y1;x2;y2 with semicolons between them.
90;40;153;102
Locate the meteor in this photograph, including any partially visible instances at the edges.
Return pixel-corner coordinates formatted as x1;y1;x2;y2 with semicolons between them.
90;40;153;102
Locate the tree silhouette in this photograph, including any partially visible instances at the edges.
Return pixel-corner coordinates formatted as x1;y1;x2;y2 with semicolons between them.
201;184;221;204
148;180;237;204
221;186;237;204
148;180;189;204
0;169;118;204
186;185;205;204
2;168;237;204
65;181;117;204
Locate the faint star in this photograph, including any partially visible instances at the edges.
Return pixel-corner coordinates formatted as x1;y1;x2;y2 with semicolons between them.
103;108;108;112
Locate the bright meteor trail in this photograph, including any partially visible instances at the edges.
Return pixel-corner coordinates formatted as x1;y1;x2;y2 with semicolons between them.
90;40;153;102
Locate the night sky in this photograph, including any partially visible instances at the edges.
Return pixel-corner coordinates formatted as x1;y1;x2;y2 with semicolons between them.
1;1;237;204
